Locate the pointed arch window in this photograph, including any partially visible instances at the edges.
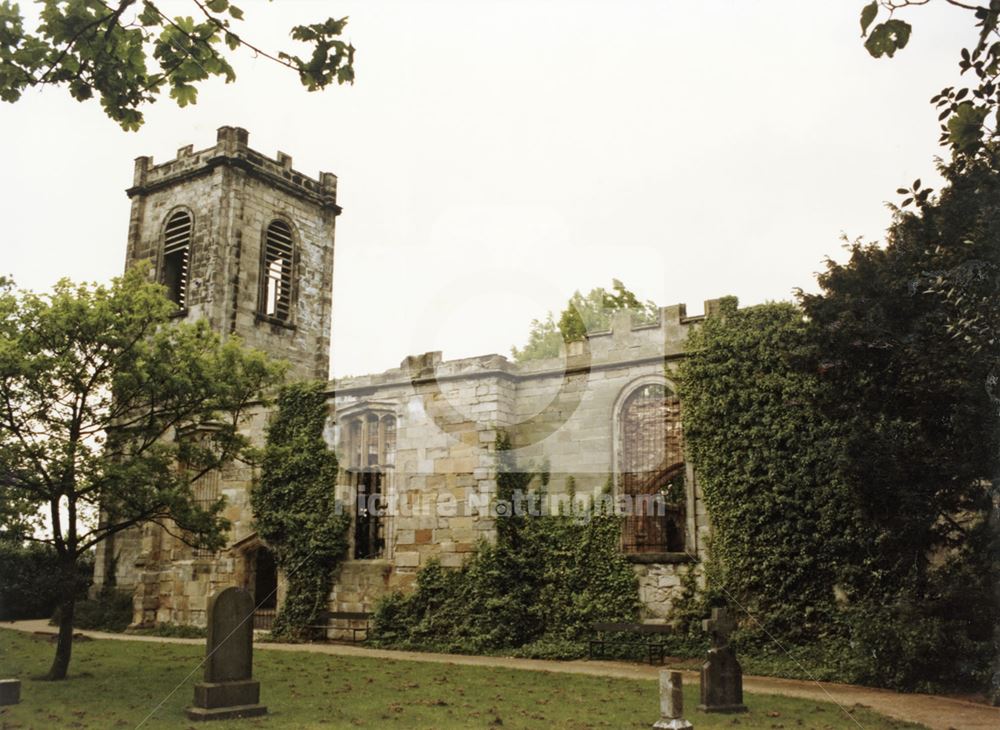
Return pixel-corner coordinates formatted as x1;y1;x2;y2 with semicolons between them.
618;382;686;553
260;220;294;321
162;211;192;308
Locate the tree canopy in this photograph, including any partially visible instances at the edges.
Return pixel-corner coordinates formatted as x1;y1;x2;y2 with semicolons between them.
0;265;285;678
0;0;355;129
681;156;999;694
860;0;1000;160
511;280;658;362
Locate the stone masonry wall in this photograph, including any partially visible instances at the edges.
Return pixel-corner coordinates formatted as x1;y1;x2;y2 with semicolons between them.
124;125;338;381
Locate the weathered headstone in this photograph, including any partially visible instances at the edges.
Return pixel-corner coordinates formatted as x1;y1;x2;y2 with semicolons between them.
0;679;21;705
653;670;693;729
698;607;747;713
186;587;267;721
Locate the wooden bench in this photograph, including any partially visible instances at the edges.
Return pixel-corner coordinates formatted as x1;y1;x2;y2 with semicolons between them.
588;622;672;665
308;610;372;642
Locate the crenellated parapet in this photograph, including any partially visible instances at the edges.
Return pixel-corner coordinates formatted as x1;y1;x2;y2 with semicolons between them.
128;126;340;213
331;298;734;395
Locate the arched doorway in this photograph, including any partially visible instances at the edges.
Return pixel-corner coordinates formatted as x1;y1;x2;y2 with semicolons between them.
248;546;278;629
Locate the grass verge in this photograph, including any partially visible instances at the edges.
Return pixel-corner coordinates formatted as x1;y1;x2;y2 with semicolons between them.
0;628;926;729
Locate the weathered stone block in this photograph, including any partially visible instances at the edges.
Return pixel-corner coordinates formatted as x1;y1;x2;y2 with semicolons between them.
0;679;21;706
439;553;464;568
193;679;260;709
395;552;420;567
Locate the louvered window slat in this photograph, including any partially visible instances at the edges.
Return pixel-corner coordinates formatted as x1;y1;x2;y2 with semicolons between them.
262;220;294;320
162;211;192;308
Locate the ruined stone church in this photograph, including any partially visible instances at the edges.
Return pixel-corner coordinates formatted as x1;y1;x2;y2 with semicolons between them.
94;127;726;636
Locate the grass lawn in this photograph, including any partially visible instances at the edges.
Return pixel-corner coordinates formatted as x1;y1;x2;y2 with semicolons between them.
0;629;926;729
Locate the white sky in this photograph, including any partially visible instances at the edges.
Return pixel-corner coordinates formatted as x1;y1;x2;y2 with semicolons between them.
1;1;973;377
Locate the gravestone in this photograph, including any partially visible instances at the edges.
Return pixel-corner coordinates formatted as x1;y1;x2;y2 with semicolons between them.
186;587;267;721
0;679;21;705
653;670;693;729
698;607;747;713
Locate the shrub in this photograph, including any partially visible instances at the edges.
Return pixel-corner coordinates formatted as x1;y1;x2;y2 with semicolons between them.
54;587;132;632
0;542;92;620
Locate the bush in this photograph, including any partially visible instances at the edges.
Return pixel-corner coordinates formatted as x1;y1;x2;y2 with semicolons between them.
130;623;207;639
0;542;92;620
55;588;133;632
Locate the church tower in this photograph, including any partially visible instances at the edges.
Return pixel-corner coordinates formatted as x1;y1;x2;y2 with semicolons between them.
124;126;339;380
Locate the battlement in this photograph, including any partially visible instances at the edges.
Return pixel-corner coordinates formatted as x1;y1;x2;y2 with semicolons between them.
127;126;340;212
332;297;734;393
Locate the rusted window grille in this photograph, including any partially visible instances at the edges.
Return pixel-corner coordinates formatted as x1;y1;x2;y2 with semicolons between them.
253;608;276;630
163;211;192;308
620;384;686;553
261;220;293;321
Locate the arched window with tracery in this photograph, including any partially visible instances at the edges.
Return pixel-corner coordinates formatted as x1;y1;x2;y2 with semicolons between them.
618;382;686;553
260;219;294;321
342;411;397;559
162;210;192;307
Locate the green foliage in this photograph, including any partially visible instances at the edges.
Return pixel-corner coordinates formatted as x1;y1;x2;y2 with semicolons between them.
678;301;851;639
858;1;1000;159
0;263;283;678
0;542;92;620
0;0;355;130
801;161;998;603
129;622;207;638
800;156;999;695
251;381;350;641
370;434;640;657
54;587;132;632
679;158;998;694
512;279;658;362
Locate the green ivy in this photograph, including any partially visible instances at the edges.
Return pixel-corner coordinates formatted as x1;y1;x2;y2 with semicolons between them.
250;381;349;641
369;433;640;657
678;301;851;639
677;294;996;694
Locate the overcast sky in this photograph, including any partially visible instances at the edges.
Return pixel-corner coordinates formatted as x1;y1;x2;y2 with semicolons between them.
1;1;972;377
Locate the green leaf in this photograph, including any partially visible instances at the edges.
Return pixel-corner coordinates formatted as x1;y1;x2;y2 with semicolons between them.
205;0;228;13
946;100;989;152
170;82;198;107
860;1;879;36
864;19;912;59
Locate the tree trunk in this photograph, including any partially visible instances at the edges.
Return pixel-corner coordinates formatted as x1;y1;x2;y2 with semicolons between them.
989;476;1000;706
46;595;75;680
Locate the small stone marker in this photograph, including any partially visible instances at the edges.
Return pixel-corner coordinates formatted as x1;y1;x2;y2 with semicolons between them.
0;679;21;705
653;670;693;729
186;587;267;721
698;607;747;713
